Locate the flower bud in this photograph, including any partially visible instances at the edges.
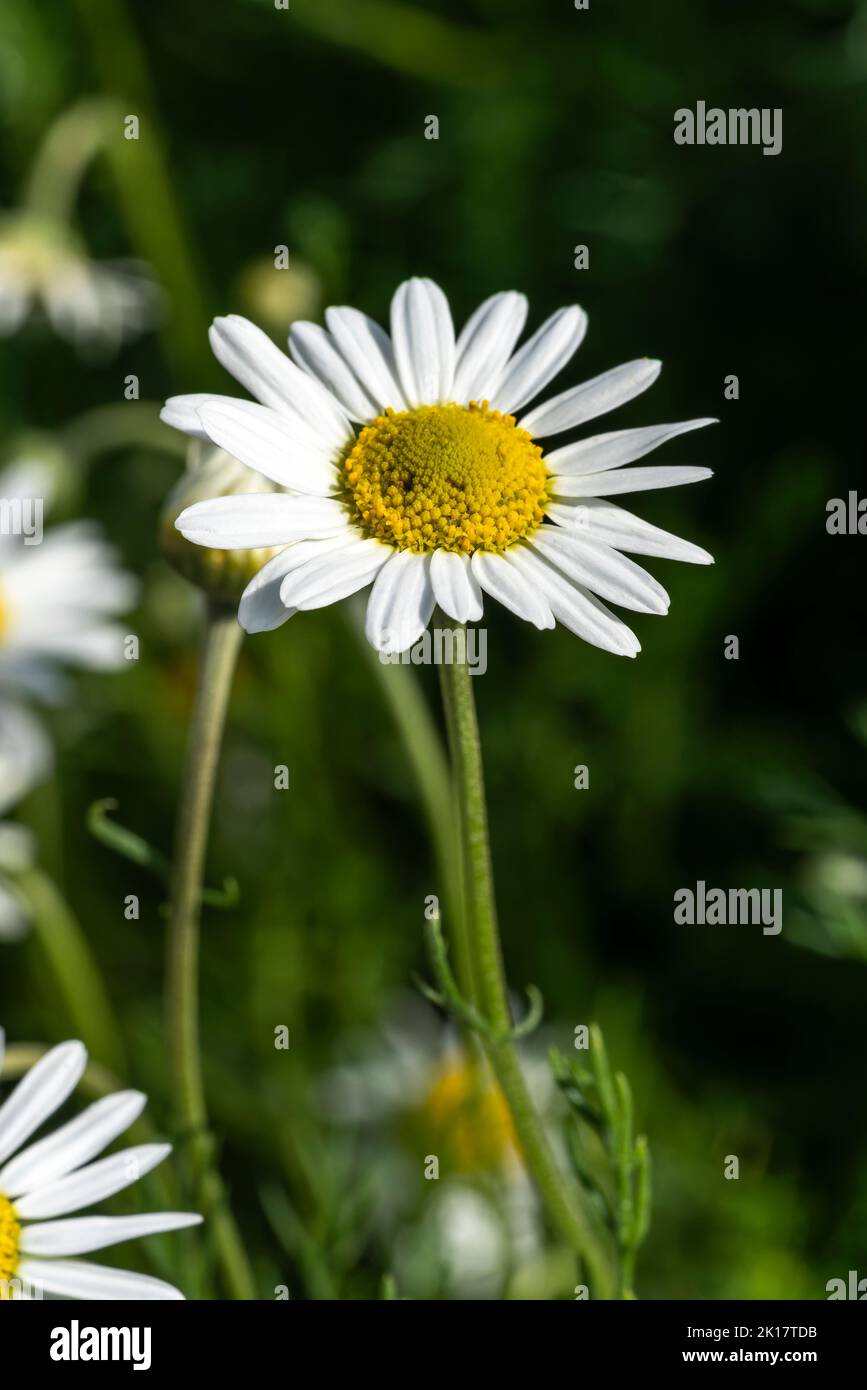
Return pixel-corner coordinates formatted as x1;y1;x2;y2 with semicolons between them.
237;254;320;333
159;440;284;602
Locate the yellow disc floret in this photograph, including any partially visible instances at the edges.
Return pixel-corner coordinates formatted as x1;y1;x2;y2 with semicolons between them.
0;1193;21;1298
341;402;549;554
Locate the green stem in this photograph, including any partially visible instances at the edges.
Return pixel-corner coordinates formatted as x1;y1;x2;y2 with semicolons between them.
438;636;615;1299
22;98;113;224
620;1246;637;1301
14;866;125;1076
72;0;214;379
166;598;255;1300
62;402;188;468
355;616;474;1000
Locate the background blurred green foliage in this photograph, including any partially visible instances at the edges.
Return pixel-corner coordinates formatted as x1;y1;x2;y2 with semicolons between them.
1;0;865;1297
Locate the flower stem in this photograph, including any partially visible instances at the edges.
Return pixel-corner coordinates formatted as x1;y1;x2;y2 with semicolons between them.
166;598;255;1300
354;614;474;1001
438;636;615;1298
22;99;113;225
72;0;215;379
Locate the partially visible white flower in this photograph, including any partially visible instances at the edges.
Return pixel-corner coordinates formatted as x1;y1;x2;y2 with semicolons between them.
165;279;715;657
0;1031;201;1299
0;463;138;701
0;460;136;933
0;702;51;820
396;1174;553;1300
320;997;446;1125
0;213;159;354
430;1187;507;1299
321;997;552;1298
0;702;51;942
322;996;556;1167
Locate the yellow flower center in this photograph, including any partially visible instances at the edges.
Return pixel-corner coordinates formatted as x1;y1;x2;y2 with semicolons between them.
0;1193;21;1298
419;1055;517;1173
341;402;549;554
0;584;9;644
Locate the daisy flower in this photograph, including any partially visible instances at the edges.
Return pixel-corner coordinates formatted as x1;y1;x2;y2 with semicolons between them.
0;213;158;353
0;1031;201;1299
321;998;551;1298
0;701;52;942
0;463;138;700
164;278;714;656
323;1002;519;1166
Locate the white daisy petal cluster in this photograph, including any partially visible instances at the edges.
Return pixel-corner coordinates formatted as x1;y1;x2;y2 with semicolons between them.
0;463;138;701
0;215;159;353
0;1031;201;1299
0;461;137;939
164;278;714;657
0;702;52;941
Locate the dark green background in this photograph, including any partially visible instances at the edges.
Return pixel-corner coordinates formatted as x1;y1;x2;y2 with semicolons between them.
1;0;865;1298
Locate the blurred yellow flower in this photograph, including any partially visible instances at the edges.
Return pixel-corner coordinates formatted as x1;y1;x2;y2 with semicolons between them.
419;1054;517;1173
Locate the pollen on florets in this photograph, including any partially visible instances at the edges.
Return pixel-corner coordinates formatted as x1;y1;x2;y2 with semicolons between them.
0;1194;20;1296
340;402;549;554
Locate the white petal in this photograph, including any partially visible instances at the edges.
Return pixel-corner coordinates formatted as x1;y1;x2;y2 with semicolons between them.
20;1211;202;1256
452;292;528;404
0;1041;86;1167
470;551;554;630
390;277;455;406
506;545;640;657
2;521;137;617
0;701;52;816
0;1091;146;1198
160;393;246;440
552;465;713;498
237;550;296;633
429;550;483;623
547;497;713;565
365;551;435;653
488;306;587;415
545;418;717;476
530;529;669;615
197;399;338;494
289;321;380;421
176;494;350;548
279;535;391;611
12;625;129;671
325;306;407;411
209;315;351;450
238;536;365;633
14;1143;171;1219
521;359;662;437
17;1258;186;1300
